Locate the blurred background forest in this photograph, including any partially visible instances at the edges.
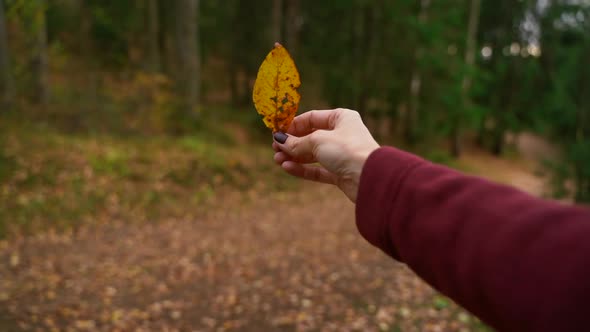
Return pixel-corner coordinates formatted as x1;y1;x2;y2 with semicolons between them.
0;0;589;230
0;0;589;331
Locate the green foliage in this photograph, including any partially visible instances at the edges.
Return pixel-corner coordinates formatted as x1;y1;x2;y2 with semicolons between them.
422;150;456;167
433;295;450;310
90;149;130;177
534;2;590;202
0;146;16;183
569;142;590;202
0;118;294;238
2;0;590;200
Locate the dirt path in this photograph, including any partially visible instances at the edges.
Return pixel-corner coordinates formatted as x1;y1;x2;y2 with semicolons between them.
460;150;546;196
0;150;548;332
461;132;555;197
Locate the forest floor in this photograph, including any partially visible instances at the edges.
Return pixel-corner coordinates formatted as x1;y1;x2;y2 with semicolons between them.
0;125;551;332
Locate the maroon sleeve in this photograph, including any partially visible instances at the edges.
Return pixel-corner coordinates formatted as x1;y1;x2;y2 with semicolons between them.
355;146;590;332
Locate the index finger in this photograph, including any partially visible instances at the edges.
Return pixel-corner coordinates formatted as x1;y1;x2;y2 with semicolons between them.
287;109;342;136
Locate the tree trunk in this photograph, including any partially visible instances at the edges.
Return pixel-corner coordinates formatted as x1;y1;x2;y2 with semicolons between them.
405;0;430;145
491;136;503;156
574;103;589;202
356;3;380;118
451;0;481;157
575;176;590;203
0;1;11;108
475;116;487;148
271;0;283;43
284;0;300;55
491;123;504;156
229;2;239;107
175;0;200;114
147;0;161;73
449;127;461;157
77;1;101;111
351;3;365;115
32;0;49;105
229;60;239;107
158;0;175;77
450;0;481;157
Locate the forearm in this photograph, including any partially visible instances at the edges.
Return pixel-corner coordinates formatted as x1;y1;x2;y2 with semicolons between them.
356;147;590;331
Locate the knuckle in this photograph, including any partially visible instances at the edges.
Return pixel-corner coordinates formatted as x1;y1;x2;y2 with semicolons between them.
288;138;300;154
309;130;325;145
335;107;354;114
309;132;325;157
328;111;339;129
308;110;317;124
333;108;361;124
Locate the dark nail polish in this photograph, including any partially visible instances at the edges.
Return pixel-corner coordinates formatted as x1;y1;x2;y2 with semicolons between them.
273;132;288;144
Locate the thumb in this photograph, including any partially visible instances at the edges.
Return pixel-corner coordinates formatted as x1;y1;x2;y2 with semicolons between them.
273;132;316;160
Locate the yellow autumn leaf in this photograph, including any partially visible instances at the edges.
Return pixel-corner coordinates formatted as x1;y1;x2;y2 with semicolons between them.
252;43;301;133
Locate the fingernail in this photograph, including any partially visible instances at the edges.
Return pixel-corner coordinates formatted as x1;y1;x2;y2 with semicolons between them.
273;132;288;144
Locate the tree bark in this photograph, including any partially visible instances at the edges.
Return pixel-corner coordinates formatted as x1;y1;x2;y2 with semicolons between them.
229;1;240;107
32;0;49;105
450;0;481;157
405;0;430;145
147;0;161;73
284;0;300;55
491;127;504;156
351;3;365;116
0;1;12;108
175;0;200;114
271;0;283;43
77;1;100;109
356;3;380;118
229;0;250;107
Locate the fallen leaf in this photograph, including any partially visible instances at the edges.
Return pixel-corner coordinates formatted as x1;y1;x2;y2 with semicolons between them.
10;253;19;267
457;312;471;323
75;320;96;330
111;309;123;322
433;295;450;310
252;42;301;133
170;310;182;320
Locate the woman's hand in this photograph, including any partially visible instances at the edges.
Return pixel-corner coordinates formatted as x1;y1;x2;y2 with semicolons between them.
272;108;380;202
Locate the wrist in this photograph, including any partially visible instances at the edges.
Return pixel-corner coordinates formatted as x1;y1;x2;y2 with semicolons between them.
342;144;380;202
